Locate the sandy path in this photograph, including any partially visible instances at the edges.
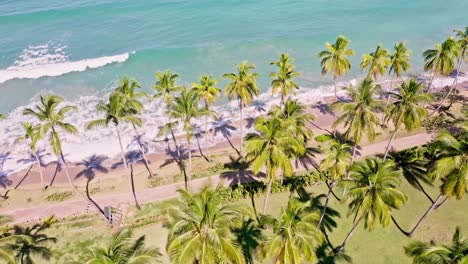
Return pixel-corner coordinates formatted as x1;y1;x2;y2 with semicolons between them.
3;132;433;224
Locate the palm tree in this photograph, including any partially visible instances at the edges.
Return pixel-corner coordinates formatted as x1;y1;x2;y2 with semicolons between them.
152;70;183;106
22;95;82;197
14;122;45;190
383;79;433;160
386;42;411;100
360;45;391;80
423;37;460;92
223;61;260;156
166;186;245;263
70;228;160;263
0;114;5;119
245;116;305;214
192;75;221;152
270;53;300;105
318;140;352;229
167;87;209;188
434;27;468;113
318;35;356;98
404;226;468;264
336;158;407;252
331;78;384;161
1;217;57;264
407;129;467;236
114;76;154;178
261;197;323;264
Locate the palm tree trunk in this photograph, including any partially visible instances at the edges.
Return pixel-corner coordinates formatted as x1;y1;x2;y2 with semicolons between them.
187;136;192;186
239;100;244;157
382;73;396;123
336;217;362;253
426;70;436;93
432;55;464;115
342;144;357;197
129;164;141;210
407;194;444;237
204;115;208;152
318;180;335;229
383;123;400;161
333;75;337;98
33;152;45;190
131;124;154;178
115;125;128;168
262;176;273;215
170;129;188;188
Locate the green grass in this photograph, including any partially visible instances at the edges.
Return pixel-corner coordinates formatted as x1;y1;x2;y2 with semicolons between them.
34;179;467;264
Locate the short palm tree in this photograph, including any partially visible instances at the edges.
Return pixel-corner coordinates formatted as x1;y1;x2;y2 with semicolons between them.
261;197;323;264
15;122;45;190
318;139;352;229
245;116;305;214
331;78;384;160
336;158;407;252
192;75;221;151
404;226;468;264
386;42;411;98
70;228;160;264
318;35;356;98
22;95;81;196
152;70;183;106
166;186;245;264
360;45;391;80
434;27;468;113
423;37;460;92
167;87;209;188
270;53;300;105
407;129;467;236
383;79;433;160
114;76;154;178
223;61;260;156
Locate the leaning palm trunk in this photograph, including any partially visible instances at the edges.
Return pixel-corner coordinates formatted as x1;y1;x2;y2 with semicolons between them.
342;144;357;197
382;73;396;123
383;122;400;161
129;164;141;209
115;125;128;168
132;124;154;178
336;217;362;253
433;54;464;114
33;152;45;190
426;70;436;93
407;194;444;237
239;99;244;157
187;135;192;188
318;180;335;229
262;177;273;214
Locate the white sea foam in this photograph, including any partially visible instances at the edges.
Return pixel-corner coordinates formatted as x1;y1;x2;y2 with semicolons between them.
0;73;466;176
0;43;130;84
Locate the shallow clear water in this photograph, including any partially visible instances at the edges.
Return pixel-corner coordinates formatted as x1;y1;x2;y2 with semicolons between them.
0;0;467;112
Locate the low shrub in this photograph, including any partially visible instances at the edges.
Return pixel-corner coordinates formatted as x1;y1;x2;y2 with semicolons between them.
46;191;73;202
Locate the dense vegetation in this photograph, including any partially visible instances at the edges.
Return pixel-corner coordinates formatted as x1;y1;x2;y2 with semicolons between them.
0;27;467;263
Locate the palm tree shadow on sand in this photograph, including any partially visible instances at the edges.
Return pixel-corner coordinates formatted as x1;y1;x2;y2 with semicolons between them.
14;149;48;190
160;146;191;184
46;153;71;189
193;124;212;162
0;169;13;199
0;151;13;171
75;154;110;218
212;115;240;156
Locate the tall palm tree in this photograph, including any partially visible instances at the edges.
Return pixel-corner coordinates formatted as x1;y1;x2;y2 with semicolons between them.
245;116;305;214
70;229;160;264
22;95;82;197
167;87;209;188
404;226;468;264
318;140;352;229
223;61;260;156
386;42;411;100
87;93;142;208
192;75;221;152
114;76;154;178
434;27;468;113
383;79;433;160
152;70;183;106
407;129;467;236
318;35;355;98
336;158;407;252
261;197;323;264
423;37;460;92
166;186;245;263
14;122;45;190
270;53;300;105
331;78;384;161
360;45;391;80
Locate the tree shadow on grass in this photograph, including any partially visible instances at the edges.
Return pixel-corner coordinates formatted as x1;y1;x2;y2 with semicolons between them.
233;217;264;264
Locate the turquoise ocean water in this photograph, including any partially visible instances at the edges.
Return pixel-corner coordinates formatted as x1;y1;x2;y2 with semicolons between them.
0;0;467;112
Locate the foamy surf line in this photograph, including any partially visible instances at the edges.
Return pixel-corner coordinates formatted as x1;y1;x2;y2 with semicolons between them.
0;52;131;84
